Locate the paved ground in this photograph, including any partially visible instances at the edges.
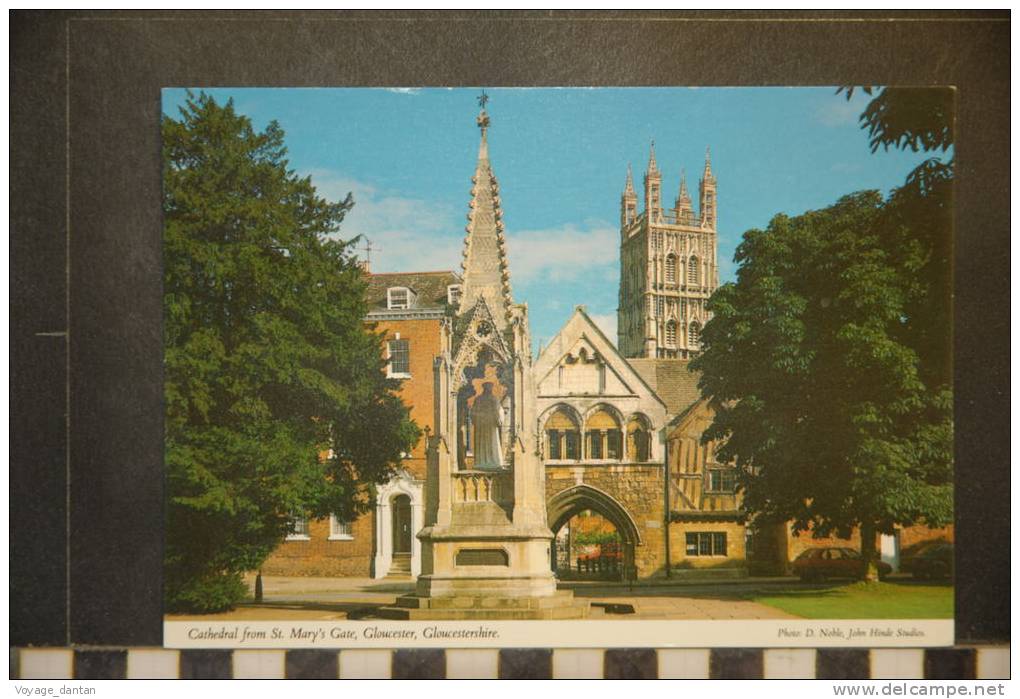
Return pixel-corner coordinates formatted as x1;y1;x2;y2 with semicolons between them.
166;575;801;621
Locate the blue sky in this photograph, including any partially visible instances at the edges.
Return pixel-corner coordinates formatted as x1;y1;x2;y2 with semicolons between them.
163;87;933;350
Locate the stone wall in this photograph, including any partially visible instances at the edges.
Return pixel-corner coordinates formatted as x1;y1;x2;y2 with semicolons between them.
545;463;666;577
668;520;747;570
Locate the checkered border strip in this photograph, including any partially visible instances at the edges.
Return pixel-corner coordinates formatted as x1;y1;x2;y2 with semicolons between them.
10;647;1009;679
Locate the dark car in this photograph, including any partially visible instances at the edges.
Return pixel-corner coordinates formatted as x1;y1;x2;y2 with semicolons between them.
792;547;892;582
901;542;954;580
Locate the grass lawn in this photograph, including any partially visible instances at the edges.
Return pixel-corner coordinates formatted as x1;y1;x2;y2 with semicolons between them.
753;581;953;619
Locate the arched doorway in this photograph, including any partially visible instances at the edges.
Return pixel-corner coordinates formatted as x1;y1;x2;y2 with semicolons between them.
373;470;424;579
547;485;641;581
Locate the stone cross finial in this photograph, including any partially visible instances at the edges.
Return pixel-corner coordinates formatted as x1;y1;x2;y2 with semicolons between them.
476;91;491;131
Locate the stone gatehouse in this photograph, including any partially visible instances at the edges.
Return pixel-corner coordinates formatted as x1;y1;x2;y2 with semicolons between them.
535;306;746;579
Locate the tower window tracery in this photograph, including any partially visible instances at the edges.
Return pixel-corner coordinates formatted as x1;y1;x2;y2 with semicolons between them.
687;256;700;286
688;322;701;348
665;254;677;284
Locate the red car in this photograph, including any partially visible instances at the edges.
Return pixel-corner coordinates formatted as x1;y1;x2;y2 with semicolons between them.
792;547;892;582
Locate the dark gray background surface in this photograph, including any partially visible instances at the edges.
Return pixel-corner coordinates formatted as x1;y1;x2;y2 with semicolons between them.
10;10;1009;647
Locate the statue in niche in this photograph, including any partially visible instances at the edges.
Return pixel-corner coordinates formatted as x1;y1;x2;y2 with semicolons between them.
457;353;509;471
470;382;503;470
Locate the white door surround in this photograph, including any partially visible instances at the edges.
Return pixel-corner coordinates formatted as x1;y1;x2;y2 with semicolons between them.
373;472;424;578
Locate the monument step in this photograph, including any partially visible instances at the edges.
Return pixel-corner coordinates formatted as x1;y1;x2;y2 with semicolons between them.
374;601;590;621
394;591;581;611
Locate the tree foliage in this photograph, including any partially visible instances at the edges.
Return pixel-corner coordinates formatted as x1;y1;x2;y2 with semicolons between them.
692;88;954;578
163;92;420;612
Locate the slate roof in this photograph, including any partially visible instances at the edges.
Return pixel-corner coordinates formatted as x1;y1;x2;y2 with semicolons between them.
364;270;462;313
626;358;704;416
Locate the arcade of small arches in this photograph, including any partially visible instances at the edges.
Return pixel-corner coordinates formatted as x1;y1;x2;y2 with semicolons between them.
539;403;655;464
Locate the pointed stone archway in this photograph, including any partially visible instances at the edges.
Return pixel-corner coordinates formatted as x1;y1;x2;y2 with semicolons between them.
373;470;424;579
547;484;642;581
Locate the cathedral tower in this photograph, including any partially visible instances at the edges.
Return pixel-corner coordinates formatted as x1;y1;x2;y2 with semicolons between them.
617;144;719;359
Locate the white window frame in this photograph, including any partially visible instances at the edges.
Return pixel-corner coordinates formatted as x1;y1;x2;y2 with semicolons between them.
387;334;411;378
447;284;463;306
387;286;415;310
329;515;354;541
286;516;311;541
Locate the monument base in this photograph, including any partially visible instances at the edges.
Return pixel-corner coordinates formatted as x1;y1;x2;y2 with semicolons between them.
376;589;590;620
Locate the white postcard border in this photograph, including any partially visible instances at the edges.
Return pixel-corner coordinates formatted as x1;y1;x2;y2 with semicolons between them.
165;619;953;649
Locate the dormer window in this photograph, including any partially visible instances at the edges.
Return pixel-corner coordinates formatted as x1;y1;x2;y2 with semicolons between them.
387;286;415;310
447;284;463;307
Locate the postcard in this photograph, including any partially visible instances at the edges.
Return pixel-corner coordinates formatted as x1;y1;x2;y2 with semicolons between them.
160;86;955;649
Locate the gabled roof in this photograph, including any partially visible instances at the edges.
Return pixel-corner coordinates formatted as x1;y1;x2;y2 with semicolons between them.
364;270;461;312
535;306;666;411
627;358;703;416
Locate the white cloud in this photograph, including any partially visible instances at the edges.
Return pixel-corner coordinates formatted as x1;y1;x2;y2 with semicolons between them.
307;169;462;273
813;97;863;128
505;222;618;283
588;313;618;345
306;169;621;285
383;87;422;95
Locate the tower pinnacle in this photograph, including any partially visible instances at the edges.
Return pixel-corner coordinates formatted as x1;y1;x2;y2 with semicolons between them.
647;139;659;174
699;145;717;229
621;162;638;229
675;168;694;223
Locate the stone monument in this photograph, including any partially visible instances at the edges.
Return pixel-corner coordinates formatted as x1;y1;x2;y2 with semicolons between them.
382;95;588;620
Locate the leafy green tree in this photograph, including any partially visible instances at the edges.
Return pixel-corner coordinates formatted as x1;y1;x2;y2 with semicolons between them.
693;88;953;580
163;92;419;612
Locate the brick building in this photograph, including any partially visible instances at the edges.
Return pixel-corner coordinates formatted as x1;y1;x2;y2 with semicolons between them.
261;269;462;579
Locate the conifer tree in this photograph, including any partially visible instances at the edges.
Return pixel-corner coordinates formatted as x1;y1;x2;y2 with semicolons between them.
163;92;419;611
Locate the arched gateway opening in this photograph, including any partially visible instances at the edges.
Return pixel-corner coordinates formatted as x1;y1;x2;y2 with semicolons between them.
547;485;641;581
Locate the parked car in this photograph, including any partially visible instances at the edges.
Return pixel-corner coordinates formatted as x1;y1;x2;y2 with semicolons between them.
901;542;954;580
792;547;892;582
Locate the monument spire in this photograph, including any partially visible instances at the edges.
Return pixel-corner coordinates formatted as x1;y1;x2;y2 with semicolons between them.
460;92;513;329
393;95;583;619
